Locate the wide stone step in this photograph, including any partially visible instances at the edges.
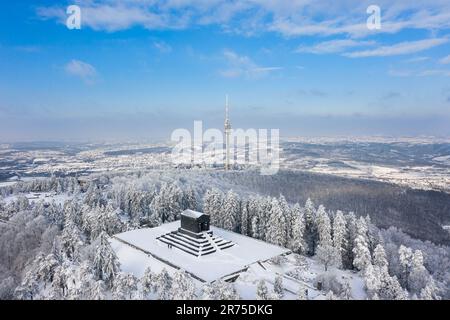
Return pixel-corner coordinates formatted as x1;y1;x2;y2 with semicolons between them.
161;234;202;252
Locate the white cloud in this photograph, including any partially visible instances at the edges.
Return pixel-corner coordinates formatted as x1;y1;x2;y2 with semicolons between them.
35;1;450;38
64;59;97;83
404;56;429;63
153;41;172;53
344;38;448;58
418;69;450;77
296;39;375;54
440;55;450;64
220;49;282;79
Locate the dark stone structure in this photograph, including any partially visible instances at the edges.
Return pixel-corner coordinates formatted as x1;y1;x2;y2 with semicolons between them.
179;209;210;237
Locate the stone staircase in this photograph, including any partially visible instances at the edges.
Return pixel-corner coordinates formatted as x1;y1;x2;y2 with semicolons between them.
157;230;235;257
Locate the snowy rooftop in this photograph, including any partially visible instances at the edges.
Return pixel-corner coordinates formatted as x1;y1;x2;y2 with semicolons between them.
111;221;290;282
181;209;206;219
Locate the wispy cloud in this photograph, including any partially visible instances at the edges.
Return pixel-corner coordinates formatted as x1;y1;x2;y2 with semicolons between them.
440;55;450;64
296;39;375;54
219;49;282;79
344;38;448;58
153;41;172;53
64;59;97;84
418;69;450;77
35;1;450;39
404;56;429;63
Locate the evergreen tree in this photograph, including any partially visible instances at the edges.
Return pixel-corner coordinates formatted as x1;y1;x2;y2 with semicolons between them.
113;272;138;300
140;267;155;299
222;190;240;232
273;275;284;299
171;271;196;300
93;232;120;288
155;268;173;300
290;204;306;254
256;280;269;300
303;198;317;255
89;280;107;300
332;210;347;268
203;188;224;227
266;198;288;247
373;244;388;271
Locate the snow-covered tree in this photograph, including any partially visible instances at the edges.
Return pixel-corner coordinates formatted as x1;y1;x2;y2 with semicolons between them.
352;235;372;272
256;280;269;300
155;268;173;300
140;267;156;299
398;245;413;288
316;244;339;272
113;272;138;300
222;190;240;232
171;271;196;300
303;198;317;255
240;200;250;236
316;207;338;271
408;250;430;294
266;198;288;247
290;204;306;254
203;188;223;227
332;210;347;268
419;279;441;300
182;187;197;211
61;219;83;260
373;244;388;271
273;275;284;299
93;231;120;288
89;280;107;300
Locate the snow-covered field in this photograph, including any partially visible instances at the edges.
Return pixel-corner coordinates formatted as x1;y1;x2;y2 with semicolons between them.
110;234;366;300
3;192;71;206
111;222;290;282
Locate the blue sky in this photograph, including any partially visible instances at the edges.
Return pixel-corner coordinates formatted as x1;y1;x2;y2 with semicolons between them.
0;0;450;141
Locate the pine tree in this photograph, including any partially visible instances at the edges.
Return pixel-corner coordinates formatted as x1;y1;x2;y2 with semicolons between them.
222;190;240;232
171;271;196;300
155;268;173;300
256;280;269;300
140;267;155;299
240;200;250;236
93;231;120;288
408;250;430;294
352;234;371;272
89;280;107;300
266;198;288;247
61;219;83;260
113;272;138;300
203;188;224;227
398;245;413;289
373;244;388;271
214;280;240;300
419;279;441;300
290;204;306;254
273;275;284;299
182;187;197;211
316;206;338;271
343;212;357;269
303;198;317;255
332;210;347;268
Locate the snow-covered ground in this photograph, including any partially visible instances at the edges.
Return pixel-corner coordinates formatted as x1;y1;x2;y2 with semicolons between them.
110;235;366;300
111;222;290;282
110;223;366;300
3;192;71;206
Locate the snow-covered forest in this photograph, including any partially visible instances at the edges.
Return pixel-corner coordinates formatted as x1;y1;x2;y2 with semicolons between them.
0;171;448;300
